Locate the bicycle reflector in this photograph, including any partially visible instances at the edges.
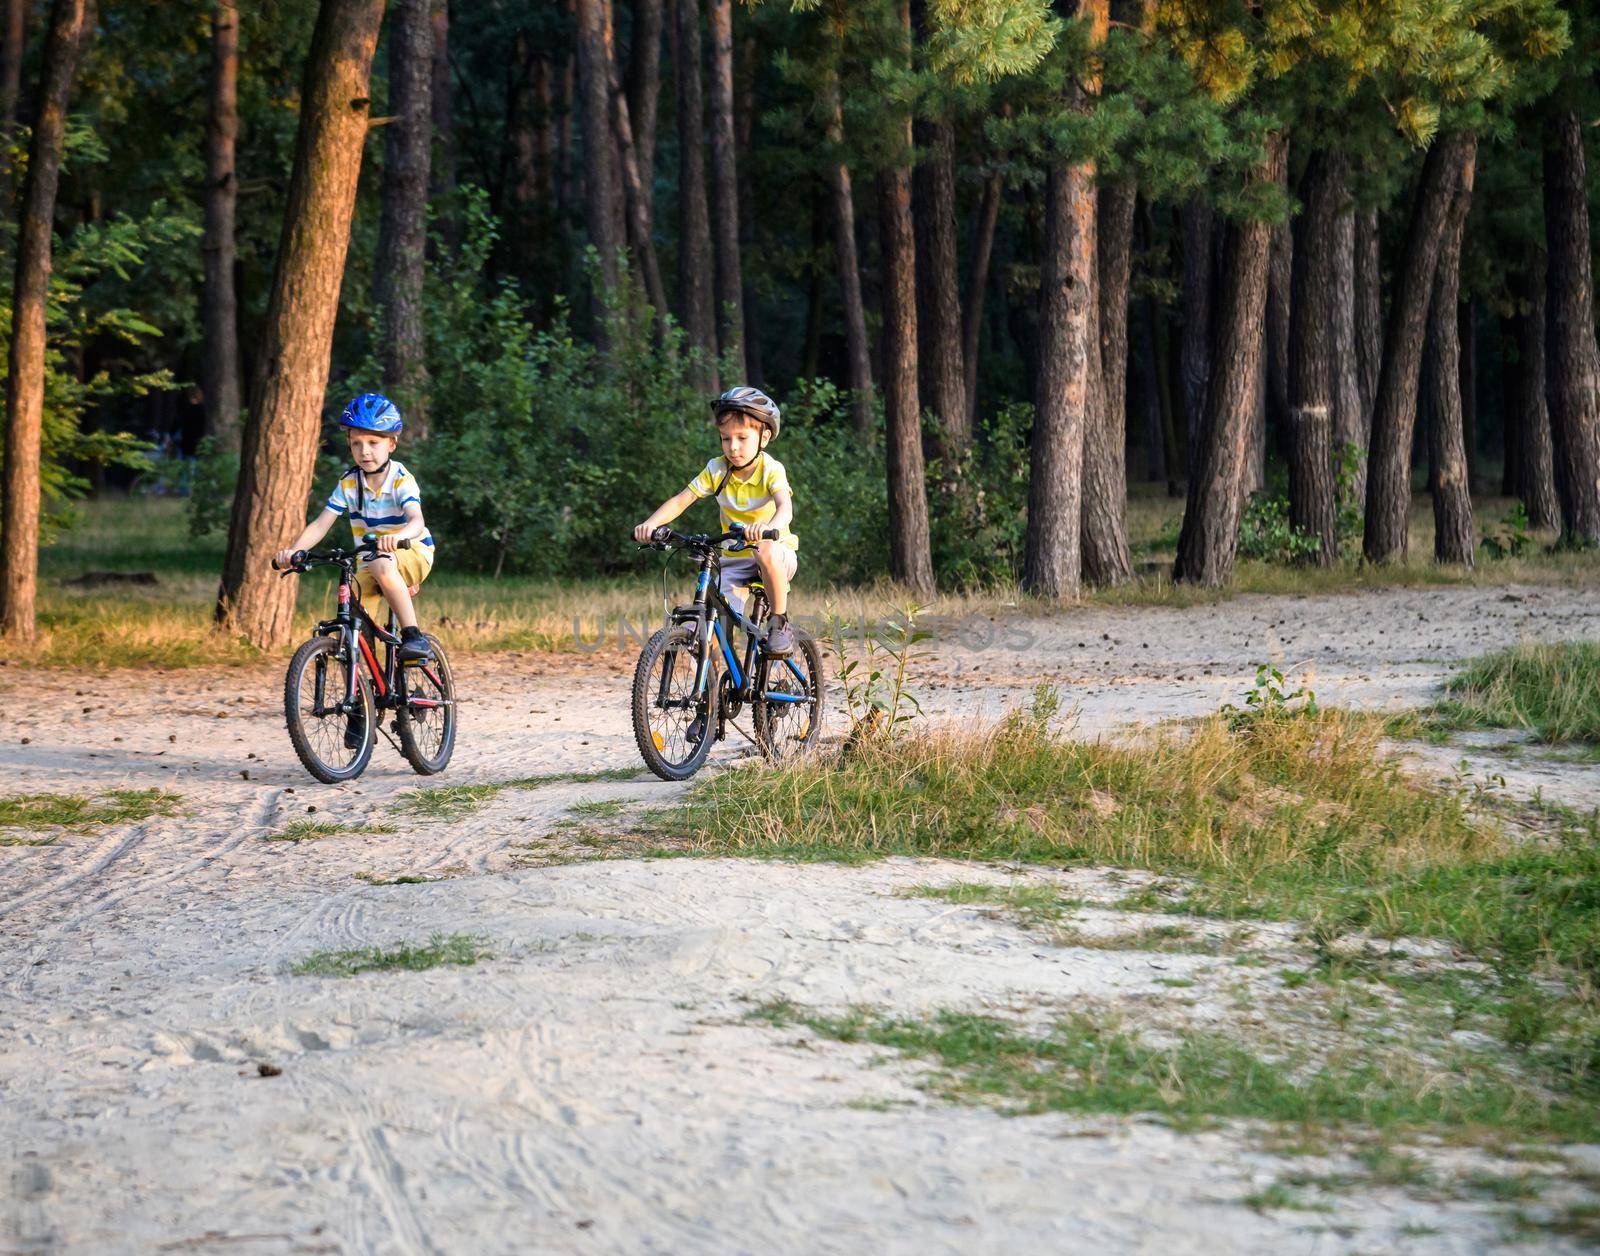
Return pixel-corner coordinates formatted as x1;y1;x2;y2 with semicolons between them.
652;730;666;752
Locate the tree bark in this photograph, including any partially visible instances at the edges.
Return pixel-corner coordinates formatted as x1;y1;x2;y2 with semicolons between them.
202;0;242;447
2;0;30;200
1363;131;1472;564
825;78;872;431
0;0;91;642
734;30;762;386
1023;160;1095;599
706;0;744;374
215;0;385;649
576;0;625;335
1179;194;1215;472
880;168;934;595
1082;175;1134;584
674;0;716;382
374;0;433;436
1425;147;1476;566
1288;151;1338;566
1542;107;1600;546
605;2;670;334
1515;245;1560;530
428;0;455;247
1261;213;1292;490
626;0;662;211
1459;298;1477;491
1355;207;1381;422
1328;157;1365;503
1173;133;1287;588
915;118;966;453
962;168;1002;429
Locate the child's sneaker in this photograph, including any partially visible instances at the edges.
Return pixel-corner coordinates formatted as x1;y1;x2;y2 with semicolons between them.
398;626;433;665
765;613;795;658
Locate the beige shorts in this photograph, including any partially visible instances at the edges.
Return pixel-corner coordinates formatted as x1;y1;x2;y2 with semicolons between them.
719;543;796;614
356;545;433;606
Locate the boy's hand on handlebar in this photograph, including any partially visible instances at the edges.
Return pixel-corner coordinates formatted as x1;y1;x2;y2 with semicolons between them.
632;521;658;544
273;547;296;571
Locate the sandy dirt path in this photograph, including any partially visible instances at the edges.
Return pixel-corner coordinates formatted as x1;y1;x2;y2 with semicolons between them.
2;584;1598;1254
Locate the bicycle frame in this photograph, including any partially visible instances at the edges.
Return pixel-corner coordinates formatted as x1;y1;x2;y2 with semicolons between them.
306;559;446;719
668;545;810;708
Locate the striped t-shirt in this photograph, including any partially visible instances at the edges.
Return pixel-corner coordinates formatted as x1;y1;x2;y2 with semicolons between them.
326;460;435;569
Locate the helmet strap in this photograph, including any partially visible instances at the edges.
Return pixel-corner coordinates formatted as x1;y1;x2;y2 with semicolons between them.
357;458;391;513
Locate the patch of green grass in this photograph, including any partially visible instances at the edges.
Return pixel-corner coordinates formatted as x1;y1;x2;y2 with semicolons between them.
1431;642;1600;746
264;820;397;843
355;873;438;885
1054;923;1213;953
1459;1171;1546;1202
1241;1182;1331;1212
1508;1202;1600;1243
567;798;630;819
900;881;1077;926
396;767;643;822
749;1000;1598;1139
289;932;488;977
0;787;182;836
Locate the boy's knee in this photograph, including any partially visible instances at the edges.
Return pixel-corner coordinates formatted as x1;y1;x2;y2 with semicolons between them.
755;538;775;562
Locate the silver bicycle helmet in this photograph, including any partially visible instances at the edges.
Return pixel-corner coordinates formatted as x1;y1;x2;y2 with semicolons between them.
710;385;781;439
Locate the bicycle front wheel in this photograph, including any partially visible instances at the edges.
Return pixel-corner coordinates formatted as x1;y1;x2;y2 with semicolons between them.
753;630;824;764
284;635;375;783
632;624;719;781
397;634;457;775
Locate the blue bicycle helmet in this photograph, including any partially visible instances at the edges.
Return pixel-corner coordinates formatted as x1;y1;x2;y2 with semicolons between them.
339;392;403;434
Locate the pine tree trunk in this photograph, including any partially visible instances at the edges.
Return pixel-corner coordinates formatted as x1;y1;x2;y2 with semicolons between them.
734;30;762;386
1288;151;1337;566
1542;108;1600;545
1179;195;1215;472
962;168;1002;428
915;118;966;453
215;0;385;650
202;0;242;447
1082;175;1133;584
428;0;456;248
825;80;872;432
576;0;625;334
1173;133;1287;588
626;0;661;209
1516;246;1560;530
1150;292;1182;494
1023;160;1094;599
1355;207;1381;422
1426;148;1476;566
2;0;30;201
1459;298;1478;491
706;0;744;374
1363;131;1472;564
0;0;90;642
674;0;716;383
1501;315;1521;498
374;0;432;436
1328;156;1364;503
879;167;934;595
1261;213;1292;490
605;4;670;334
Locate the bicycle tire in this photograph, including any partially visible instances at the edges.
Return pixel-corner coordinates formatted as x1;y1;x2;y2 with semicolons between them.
284;635;375;784
396;634;457;775
753;630;825;763
632;624;720;781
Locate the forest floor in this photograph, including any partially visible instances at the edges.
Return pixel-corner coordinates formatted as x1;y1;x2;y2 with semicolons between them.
4;583;1600;1253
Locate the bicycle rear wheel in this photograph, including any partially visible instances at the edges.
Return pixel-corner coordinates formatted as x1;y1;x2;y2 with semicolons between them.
632;624;719;781
397;634;457;775
284;635;375;783
753;630;824;763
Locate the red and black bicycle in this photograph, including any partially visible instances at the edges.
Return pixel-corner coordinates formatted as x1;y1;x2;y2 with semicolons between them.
273;538;457;783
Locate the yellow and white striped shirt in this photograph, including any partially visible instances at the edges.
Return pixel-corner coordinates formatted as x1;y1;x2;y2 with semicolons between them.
326;460;435;569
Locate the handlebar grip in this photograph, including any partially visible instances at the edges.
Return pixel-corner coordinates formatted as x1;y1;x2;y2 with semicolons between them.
760;528;779;541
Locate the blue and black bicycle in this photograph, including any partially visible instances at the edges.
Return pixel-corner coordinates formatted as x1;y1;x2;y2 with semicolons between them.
631;527;824;780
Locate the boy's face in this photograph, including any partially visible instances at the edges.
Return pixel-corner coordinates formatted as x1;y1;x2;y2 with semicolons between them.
718;414;768;469
348;430;397;475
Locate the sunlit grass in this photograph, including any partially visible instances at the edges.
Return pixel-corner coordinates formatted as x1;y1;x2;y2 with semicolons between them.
289;932;488;977
22;492;1600;669
0;787;182;840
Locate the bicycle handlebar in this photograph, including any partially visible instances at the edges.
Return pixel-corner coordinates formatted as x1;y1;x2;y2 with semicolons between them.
644;526;779;553
273;536;410;573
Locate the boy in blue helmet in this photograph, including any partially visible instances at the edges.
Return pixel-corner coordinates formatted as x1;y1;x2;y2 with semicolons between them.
275;394;436;672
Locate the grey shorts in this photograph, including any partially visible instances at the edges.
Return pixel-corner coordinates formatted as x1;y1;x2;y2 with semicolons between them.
718;544;797;614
